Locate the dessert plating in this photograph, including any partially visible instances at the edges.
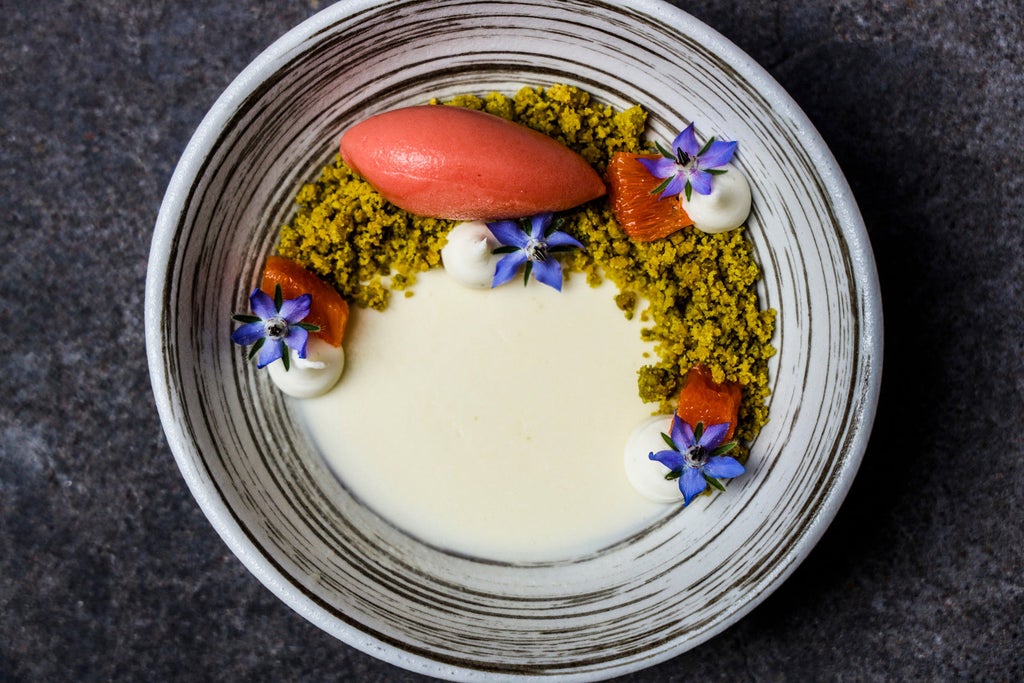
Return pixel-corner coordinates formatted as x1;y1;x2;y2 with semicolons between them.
230;84;776;554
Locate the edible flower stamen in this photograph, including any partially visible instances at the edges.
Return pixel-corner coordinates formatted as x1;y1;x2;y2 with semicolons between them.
648;414;745;506
231;284;320;371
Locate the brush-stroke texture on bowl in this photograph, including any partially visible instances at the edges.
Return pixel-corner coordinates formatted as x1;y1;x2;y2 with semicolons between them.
146;0;882;679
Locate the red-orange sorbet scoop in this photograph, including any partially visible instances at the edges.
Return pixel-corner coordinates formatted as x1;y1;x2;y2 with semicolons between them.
339;106;606;221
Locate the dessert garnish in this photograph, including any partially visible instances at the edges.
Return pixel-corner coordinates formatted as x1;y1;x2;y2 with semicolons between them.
231;285;320;370
261;255;349;347
606;151;695;241
639;122;737;202
675;365;742;441
487;212;584;290
648;414;745;506
608;122;749;238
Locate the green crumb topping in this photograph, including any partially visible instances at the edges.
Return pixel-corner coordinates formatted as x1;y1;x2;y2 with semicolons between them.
614;291;639;319
278;165;450;310
562;220;776;445
436;83;648;172
276;84;775;443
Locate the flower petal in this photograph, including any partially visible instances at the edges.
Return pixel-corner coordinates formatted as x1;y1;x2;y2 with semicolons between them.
672;123;700;157
256;339;284;368
231;320;265;346
249;288;276;319
689;169;714;195
704;456;745;479
278;293;312;324
697;139;737;169
486;220;528;248
679;467;707;506
545;230;584;250
283;325;310;359
529;213;553;239
649;449;685;472
698;422;731;450
671;415;696;450
492;250;528;288
658;174;685;199
531;258;563;291
636;156;676;179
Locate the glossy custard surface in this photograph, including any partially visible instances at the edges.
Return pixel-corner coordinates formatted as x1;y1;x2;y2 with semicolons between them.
298;269;667;562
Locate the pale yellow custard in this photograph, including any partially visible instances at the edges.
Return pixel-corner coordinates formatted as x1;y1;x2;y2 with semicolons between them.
298;269;668;562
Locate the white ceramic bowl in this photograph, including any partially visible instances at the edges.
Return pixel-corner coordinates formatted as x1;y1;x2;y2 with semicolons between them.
146;0;882;679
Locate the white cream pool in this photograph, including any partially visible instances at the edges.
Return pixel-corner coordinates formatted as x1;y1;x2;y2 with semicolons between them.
297;268;671;562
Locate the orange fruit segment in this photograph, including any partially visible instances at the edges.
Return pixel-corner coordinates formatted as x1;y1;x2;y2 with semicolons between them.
675;365;743;441
261;255;349;347
606;152;694;241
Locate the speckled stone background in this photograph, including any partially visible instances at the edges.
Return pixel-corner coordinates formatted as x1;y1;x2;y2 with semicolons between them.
1;0;1021;680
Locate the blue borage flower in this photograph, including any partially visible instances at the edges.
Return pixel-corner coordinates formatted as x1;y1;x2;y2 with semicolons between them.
649;414;745;506
487;212;584;291
231;284;320;370
638;122;738;202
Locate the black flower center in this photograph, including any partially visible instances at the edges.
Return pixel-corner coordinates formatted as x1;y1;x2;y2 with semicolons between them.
264;317;288;341
524;237;548;262
684;445;708;468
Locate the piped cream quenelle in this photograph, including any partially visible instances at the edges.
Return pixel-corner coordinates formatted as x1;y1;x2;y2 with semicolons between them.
682;164;752;234
624;414;686;503
268;339;345;398
440;221;502;289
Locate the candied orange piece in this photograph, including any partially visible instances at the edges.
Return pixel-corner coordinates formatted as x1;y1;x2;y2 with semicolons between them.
606;152;693;241
261;255;349;347
675;365;743;440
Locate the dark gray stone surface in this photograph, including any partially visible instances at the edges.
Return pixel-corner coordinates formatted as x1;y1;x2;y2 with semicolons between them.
1;0;1021;680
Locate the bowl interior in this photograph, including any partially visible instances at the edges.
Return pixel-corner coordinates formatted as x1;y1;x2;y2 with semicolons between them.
146;0;881;679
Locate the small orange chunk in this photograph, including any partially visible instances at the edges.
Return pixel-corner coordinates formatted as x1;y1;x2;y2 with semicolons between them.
675;365;743;441
261;255;349;347
606;152;693;241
